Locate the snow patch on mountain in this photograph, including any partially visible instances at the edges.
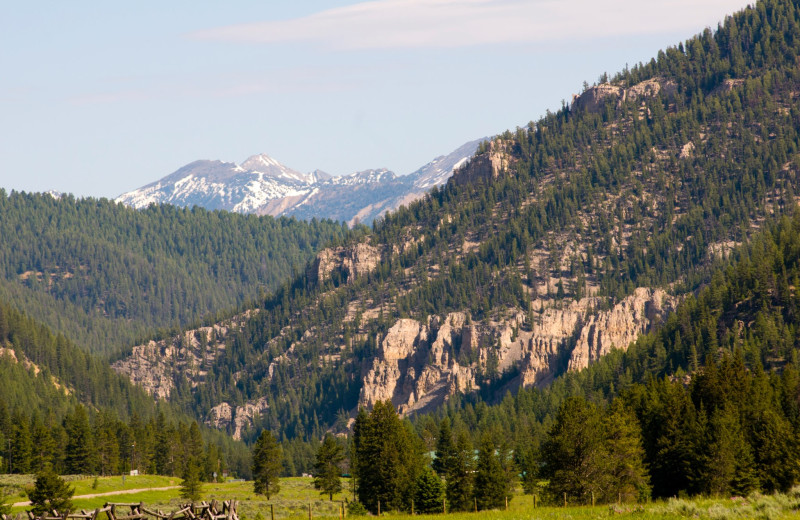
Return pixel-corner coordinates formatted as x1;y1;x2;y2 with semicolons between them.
116;139;484;223
408;138;487;189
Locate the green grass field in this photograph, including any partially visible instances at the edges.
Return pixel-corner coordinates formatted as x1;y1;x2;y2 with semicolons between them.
4;475;800;520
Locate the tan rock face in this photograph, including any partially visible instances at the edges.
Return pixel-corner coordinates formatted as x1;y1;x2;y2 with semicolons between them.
567;288;675;371
359;288;677;416
308;242;381;285
627;78;678;102
571;77;678;113
207;397;270;440
111;314;253;399
572;84;624;113
383;319;426;360
359;312;474;414
451;141;511;187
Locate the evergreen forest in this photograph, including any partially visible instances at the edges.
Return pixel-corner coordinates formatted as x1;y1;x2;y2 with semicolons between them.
0;192;352;355
7;0;800;509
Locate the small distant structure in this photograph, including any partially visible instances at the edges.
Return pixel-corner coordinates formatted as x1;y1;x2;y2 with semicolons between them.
129;470;139;476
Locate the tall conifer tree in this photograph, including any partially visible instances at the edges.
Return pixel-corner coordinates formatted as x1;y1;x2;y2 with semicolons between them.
252;430;282;499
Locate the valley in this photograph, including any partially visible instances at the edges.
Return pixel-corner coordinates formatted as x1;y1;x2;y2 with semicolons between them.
4;0;800;514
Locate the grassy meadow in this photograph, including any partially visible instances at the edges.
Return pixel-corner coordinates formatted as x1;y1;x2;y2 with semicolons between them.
3;475;800;520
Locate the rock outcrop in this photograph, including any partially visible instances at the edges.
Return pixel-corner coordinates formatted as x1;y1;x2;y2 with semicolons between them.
450;141;513;187
627;77;678;102
207;397;270;440
359;288;677;416
710;78;745;96
308;242;382;285
567;288;674;371
571;84;625;113
111;314;254;399
571;77;678;113
359;313;478;415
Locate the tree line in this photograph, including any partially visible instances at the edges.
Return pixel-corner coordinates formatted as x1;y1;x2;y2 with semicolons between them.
0;403;240;481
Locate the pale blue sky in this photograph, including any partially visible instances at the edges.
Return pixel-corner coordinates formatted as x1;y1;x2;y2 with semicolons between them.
0;0;750;198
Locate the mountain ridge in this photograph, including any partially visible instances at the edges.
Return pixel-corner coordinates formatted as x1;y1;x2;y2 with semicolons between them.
116;139;486;225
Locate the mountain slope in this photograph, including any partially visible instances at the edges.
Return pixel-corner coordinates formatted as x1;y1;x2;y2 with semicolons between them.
0;192;352;355
116;139;485;225
0;297;251;477
113;0;800;446
428;211;800;499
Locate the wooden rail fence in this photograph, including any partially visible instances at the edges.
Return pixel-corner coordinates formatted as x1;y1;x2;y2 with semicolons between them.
1;500;239;520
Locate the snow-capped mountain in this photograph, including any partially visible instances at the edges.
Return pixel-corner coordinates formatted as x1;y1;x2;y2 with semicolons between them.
409;139;484;190
116;138;486;225
115;159;309;213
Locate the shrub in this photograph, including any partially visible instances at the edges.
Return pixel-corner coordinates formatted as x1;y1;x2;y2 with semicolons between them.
346;501;367;516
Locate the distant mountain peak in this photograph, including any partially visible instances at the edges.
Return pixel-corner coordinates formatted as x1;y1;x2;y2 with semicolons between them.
240;153;310;184
116;139;482;223
308;169;332;183
241;153;281;168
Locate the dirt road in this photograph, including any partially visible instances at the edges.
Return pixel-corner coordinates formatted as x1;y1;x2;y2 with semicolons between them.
12;486;180;507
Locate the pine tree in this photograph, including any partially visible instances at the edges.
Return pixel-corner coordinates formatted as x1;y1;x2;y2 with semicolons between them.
30;419;57;473
186;422;204;468
474;433;507;510
600;403;650;502
353;401;424;513
153;413;174;476
8;414;32;474
203;443;223;482
432;418;454;477
64;405;94;475
252;430;282;499
415;466;444;514
95;412;120;477
180;459;203;502
445;430;474;512
28;466;74;516
351;409;368;501
313;435;345;500
515;439;539;495
540;397;604;504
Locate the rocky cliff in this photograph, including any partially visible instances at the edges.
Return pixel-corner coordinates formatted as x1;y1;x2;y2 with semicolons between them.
571;77;678;113
111;313;254;400
451;140;514;187
359;287;676;416
207;397;270;441
307;242;382;285
112;284;675;432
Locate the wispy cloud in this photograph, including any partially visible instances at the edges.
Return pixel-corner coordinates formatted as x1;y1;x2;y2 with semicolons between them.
188;0;750;50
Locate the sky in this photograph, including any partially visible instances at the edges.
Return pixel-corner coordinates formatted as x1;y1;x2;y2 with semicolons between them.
0;0;752;198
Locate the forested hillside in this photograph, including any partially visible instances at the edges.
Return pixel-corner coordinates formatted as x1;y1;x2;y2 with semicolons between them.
0;192;353;355
112;0;800;478
0;299;251;477
418;212;800;501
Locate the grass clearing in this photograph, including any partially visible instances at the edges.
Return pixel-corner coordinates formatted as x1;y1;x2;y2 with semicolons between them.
5;476;800;520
